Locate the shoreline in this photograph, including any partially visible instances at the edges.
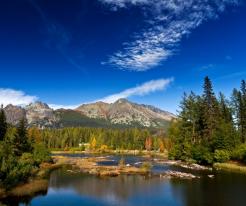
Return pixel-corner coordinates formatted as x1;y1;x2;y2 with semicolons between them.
214;161;246;174
2;153;246;201
0;163;63;200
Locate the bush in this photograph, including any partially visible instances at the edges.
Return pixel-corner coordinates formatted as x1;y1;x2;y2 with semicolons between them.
232;144;246;163
118;157;125;168
192;145;214;165
19;153;35;166
1;154;34;188
214;150;230;163
33;143;51;165
168;145;182;160
141;162;152;172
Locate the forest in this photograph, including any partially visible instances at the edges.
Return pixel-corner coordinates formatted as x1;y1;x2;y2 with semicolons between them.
168;77;246;164
0;115;51;188
39;127;168;151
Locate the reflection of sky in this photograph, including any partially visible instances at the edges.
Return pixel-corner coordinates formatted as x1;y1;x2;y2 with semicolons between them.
48;169;181;206
20;156;246;206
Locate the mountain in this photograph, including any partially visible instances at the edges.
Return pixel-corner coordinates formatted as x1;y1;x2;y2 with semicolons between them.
3;99;176;129
76;98;176;128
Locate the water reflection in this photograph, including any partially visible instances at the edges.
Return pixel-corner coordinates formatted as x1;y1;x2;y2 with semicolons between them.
1;155;246;206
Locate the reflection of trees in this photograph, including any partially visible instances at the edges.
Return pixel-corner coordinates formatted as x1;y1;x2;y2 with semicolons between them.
48;169;167;205
8;168;246;206
170;172;246;206
0;190;47;206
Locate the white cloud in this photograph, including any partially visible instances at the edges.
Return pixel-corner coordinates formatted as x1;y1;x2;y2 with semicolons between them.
48;104;80;110
49;78;173;108
100;0;239;71
0;78;173;109
0;88;37;107
97;78;174;103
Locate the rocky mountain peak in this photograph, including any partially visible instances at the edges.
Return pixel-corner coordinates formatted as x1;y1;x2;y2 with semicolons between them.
4;104;26;125
113;98;129;104
26;101;51;110
76;98;176;128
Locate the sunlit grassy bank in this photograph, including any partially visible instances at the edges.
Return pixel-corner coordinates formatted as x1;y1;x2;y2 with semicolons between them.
214;162;246;174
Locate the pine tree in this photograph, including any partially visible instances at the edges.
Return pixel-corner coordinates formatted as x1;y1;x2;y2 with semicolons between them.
218;92;233;123
12;118;31;156
202;76;219;141
0;104;7;141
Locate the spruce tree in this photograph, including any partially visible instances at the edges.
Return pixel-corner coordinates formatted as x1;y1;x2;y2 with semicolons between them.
202;76;219;141
0;104;7;141
12;118;31;156
218;92;233;123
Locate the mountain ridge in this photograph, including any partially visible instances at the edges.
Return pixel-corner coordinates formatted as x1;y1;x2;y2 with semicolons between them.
3;99;176;129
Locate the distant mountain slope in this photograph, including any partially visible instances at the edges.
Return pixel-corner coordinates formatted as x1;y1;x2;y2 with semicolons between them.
76;98;176;128
3;99;176;129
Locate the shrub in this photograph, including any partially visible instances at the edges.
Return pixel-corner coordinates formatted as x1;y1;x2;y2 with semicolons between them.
214;150;230;163
168;145;182;160
118;157;125;168
192;145;214;165
19;153;35;166
232;144;246;163
33;143;52;165
141;162;152;172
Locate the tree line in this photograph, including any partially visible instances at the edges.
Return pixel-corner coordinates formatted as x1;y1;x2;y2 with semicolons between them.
169;77;246;164
38;127;169;152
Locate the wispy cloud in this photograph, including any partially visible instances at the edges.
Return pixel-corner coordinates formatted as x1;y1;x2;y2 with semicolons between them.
48;104;80;110
200;64;215;71
0;88;37;107
0;78;173;109
97;78;174;103
216;71;246;80
100;0;239;71
225;55;232;61
49;78;174;109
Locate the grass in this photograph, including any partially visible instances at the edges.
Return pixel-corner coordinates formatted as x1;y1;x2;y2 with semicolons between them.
214;162;246;174
9;179;48;197
0;179;48;199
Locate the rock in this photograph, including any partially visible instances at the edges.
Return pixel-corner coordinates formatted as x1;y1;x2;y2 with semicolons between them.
4;104;26;125
160;171;198;179
26;101;57;128
76;98;176;128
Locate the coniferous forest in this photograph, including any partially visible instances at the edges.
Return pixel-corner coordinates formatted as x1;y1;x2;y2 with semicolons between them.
0;115;51;188
169;77;246;164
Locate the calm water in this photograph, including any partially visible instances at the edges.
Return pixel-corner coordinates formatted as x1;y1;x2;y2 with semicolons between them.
3;155;246;206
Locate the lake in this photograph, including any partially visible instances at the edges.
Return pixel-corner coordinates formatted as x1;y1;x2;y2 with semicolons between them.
3;155;246;206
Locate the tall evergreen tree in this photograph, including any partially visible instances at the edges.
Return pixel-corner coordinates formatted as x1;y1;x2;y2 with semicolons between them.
218;92;233;123
12;118;31;156
202;76;219;141
0;104;7;141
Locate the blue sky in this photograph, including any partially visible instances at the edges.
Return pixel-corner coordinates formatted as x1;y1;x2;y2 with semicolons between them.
0;0;245;114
